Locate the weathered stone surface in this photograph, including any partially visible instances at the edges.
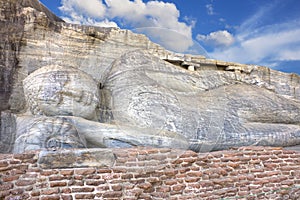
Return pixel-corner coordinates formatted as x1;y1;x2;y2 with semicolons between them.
23;65;100;120
65;116;189;150
13;116;86;153
1;0;300;153
103;50;300;151
37;148;115;169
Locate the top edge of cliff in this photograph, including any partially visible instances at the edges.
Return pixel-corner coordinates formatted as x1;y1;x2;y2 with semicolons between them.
1;0;299;76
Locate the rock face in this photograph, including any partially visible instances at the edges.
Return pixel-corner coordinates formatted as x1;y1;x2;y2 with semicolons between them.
23;65;100;120
1;0;300;153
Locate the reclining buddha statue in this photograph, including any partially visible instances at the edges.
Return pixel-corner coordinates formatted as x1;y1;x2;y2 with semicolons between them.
13;50;300;153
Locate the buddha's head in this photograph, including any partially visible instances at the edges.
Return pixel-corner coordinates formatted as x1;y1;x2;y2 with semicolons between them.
23;65;100;120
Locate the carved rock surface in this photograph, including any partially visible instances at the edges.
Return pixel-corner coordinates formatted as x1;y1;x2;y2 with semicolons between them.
13;116;86;153
1;0;300;153
23;65;100;120
104;50;300;151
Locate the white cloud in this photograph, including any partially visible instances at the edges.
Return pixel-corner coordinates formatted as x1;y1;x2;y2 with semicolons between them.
206;4;214;15
210;21;300;66
60;0;106;18
59;0;194;53
202;2;300;68
196;30;235;48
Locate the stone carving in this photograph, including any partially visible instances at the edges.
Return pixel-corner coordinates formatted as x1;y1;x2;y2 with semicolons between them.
1;0;300;153
103;50;300;152
13;65;189;153
23;65;100;120
12;50;300;153
14;116;86;153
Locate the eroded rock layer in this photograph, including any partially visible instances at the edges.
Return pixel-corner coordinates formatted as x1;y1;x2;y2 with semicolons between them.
1;0;300;153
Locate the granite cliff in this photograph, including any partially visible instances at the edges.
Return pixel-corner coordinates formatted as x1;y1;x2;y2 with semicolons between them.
1;0;300;153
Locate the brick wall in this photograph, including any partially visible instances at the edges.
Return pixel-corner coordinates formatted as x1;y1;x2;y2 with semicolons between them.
0;146;300;200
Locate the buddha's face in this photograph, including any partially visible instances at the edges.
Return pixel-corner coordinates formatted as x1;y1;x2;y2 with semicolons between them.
23;65;100;120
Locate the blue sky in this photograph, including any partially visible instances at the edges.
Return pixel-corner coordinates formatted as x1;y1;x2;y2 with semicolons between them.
39;0;300;74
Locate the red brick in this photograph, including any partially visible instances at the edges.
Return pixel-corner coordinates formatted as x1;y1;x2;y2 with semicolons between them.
10;188;24;195
187;183;201;189
250;168;264;173
164;169;178;177
75;168;96;175
185;177;200;183
249;159;261;164
281;180;294;186
0;161;8;167
102;191;123;198
238;191;250;196
279;162;288;167
15;179;36;186
22;173;38;179
147;177;160;183
156;185;171;192
283;150;296;154
60;169;74;176
235;180;249;187
183;157;197;163
263;163;278;169
172;159;183;164
135;172;151;179
97;185;110;191
259;155;271;161
149;154;167;160
0;191;10;198
112;167;127;173
165;180;177;185
9;160;21;164
50;181;67;187
74;175;84;180
138;182;152;190
41;188;59;195
172;184;186;191
61;195;73;200
13;153;36;161
86;174;101;179
179;151;198;158
72;187;95;193
97;168;112;173
265;171;281;176
227;162;240;168
2;175;19;182
31;190;40;197
268;177;282;183
280;166;299;171
221;157;240;162
186;171;203;177
61;188;71;194
283;159;295;163
246;174;255;181
9;169;26;176
112;184;123;191
151;192;169;198
199;180;214;187
35;182;49;189
41;170;59;176
86;180;105;186
290;154;300;158
253;178;269;185
68;180;84;186
75;194;95;199
42;197;55;200
49;175;65;181
181;162;193;167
